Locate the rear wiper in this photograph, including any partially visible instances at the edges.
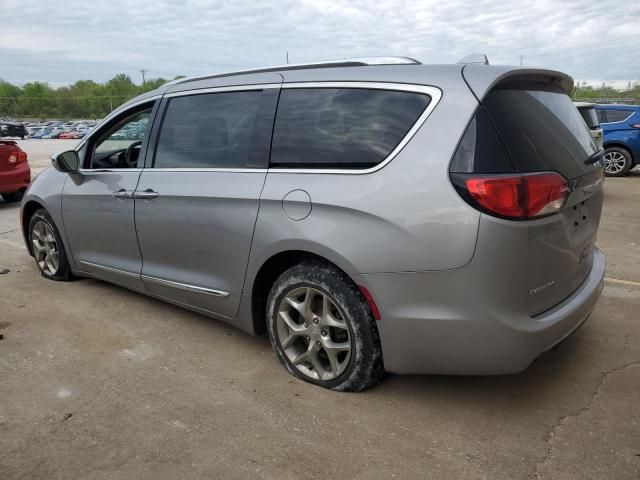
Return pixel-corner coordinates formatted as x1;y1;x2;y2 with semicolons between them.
584;149;605;165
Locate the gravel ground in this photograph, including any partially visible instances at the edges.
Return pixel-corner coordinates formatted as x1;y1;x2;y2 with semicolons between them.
0;143;639;479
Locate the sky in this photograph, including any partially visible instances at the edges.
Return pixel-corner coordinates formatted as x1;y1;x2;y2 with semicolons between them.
1;0;639;89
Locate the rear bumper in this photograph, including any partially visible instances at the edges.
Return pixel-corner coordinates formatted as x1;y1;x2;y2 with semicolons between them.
0;162;31;193
363;248;605;375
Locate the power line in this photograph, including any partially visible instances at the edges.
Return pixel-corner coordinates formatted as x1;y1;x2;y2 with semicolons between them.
140;69;148;92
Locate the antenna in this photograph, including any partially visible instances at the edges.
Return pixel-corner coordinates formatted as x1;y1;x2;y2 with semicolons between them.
456;54;489;65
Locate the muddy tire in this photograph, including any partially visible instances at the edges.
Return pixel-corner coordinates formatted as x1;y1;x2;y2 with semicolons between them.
266;261;384;391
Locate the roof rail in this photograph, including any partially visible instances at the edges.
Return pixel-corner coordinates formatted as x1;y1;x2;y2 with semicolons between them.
457;54;489;65
164;56;421;87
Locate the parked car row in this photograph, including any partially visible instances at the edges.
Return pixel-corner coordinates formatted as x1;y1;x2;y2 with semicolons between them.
25;120;99;140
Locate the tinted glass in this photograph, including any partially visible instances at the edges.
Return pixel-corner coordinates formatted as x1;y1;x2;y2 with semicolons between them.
449;107;514;173
603;109;633;123
271;88;430;169
596;109;607;123
155;90;272;169
482;85;599;179
578;106;599;129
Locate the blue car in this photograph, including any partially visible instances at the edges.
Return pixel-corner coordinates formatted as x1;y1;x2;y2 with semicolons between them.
595;104;640;176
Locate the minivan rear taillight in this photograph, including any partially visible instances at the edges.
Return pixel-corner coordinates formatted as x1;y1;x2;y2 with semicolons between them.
453;172;570;220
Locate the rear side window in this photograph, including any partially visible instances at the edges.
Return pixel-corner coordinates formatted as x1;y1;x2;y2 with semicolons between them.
603;109;633;123
270;88;430;169
596;109;607;123
154;90;277;169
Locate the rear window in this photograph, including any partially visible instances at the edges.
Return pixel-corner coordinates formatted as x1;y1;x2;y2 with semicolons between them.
602;109;633;123
270;88;430;169
481;85;598;179
578;106;599;129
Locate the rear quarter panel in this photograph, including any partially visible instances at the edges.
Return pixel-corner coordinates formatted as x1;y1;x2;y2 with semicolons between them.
246;70;481;283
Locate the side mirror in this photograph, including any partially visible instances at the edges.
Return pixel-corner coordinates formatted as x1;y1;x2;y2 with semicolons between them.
51;150;79;173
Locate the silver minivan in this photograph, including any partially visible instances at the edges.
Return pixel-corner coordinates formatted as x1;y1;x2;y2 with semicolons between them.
21;57;606;391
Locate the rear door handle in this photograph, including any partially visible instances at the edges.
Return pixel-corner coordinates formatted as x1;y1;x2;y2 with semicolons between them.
134;189;159;200
112;189;134;199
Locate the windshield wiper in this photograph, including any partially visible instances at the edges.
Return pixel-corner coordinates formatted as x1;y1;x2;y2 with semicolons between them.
584;149;605;165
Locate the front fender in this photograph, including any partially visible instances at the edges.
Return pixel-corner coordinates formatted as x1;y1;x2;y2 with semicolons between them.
21;167;76;270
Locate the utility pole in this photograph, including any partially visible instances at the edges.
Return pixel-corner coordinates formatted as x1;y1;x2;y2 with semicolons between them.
520;55;523;66
140;69;148;91
286;51;289;64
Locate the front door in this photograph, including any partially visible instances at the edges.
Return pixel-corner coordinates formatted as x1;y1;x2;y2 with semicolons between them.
135;85;279;317
62;101;157;290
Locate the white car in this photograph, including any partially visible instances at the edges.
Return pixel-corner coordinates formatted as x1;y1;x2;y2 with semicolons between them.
575;102;604;150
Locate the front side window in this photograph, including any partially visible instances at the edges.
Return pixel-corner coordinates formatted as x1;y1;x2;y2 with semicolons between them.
270;88;431;169
154;90;271;169
89;107;152;169
603;109;633;123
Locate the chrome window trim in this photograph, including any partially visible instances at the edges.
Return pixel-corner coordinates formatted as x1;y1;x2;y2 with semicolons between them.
84;82;442;175
269;81;442;175
601;110;633;124
143;168;267;173
164;83;281;98
141;275;230;298
75;94;162;152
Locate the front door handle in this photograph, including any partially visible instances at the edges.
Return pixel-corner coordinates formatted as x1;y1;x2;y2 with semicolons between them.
134;189;159;200
112;189;134;199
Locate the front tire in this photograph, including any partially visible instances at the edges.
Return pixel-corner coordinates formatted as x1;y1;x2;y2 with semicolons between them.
266;261;383;391
603;147;632;177
28;209;72;281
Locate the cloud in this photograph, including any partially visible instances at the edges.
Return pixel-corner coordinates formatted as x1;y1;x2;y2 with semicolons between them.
1;0;638;85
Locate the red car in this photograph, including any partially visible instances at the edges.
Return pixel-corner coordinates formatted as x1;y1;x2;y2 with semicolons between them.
0;140;30;202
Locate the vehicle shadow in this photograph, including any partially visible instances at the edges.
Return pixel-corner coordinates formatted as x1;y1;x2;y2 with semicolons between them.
76;274;596;410
0;199;21;210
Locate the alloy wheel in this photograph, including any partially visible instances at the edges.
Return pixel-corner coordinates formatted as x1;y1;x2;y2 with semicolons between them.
276;287;352;381
604;151;627;175
32;220;59;275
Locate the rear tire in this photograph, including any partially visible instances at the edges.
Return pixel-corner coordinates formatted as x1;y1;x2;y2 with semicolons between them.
28;208;72;281
1;191;24;203
603;147;632;177
266;261;384;391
